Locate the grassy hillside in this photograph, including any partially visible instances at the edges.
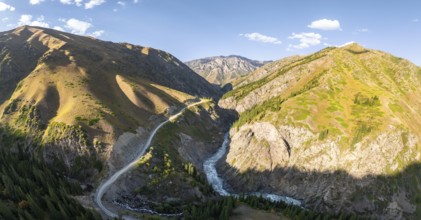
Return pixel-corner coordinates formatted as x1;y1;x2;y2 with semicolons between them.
219;43;421;218
0;26;221;181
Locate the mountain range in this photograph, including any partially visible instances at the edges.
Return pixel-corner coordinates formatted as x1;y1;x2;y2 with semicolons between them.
185;55;270;85
1;26;421;220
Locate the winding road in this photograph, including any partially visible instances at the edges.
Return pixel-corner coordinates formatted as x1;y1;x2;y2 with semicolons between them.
94;100;209;219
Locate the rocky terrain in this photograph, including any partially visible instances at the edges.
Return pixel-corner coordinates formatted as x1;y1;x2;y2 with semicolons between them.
218;43;421;219
185;55;269;85
2;25;421;220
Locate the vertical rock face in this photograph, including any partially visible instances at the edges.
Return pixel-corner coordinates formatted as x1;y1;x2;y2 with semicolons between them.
218;43;421;219
185;55;270;85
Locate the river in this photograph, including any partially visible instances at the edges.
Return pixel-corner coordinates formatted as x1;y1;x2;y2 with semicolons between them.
95;99;301;219
203;132;302;206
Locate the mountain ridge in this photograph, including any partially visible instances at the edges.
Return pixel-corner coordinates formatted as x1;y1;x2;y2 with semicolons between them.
0;25;222;180
218;43;421;219
185;55;271;85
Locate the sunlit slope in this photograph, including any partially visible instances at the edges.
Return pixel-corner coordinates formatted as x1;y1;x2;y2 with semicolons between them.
219;43;421;218
0;26;220;177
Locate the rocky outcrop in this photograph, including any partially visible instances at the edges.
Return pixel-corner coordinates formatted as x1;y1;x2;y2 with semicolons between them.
186;55;270;85
219;122;420;218
218;44;421;219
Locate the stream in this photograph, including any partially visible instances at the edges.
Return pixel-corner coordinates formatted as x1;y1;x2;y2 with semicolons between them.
203;132;302;206
95;99;301;220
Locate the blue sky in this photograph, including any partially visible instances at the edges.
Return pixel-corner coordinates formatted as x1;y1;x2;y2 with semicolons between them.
0;0;420;65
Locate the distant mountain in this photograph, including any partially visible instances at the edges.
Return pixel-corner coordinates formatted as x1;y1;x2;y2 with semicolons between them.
219;43;421;219
185;55;270;85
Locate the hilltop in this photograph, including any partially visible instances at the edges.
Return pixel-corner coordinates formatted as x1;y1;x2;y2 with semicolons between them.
218;43;421;219
0;25;222;180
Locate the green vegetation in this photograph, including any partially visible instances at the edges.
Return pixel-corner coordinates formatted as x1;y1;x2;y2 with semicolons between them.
233;96;284;128
3;99;20;114
223;47;334;101
184;196;235;220
353;93;380;106
289;70;326;98
132;119;216;213
351;123;372;146
388;103;403;113
75;116;100;126
184;195;366;220
319;129;329;140
0;148;101;220
43;122;90;147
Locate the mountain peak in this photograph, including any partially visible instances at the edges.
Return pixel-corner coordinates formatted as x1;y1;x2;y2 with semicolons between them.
337;42;369;52
186;55;270;85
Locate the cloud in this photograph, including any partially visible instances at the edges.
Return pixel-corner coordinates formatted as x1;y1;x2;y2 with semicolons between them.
308;19;341;31
338;41;356;47
60;0;83;7
53;26;65;31
85;0;105;9
133;0;139;3
18;14;50;28
65;18;92;34
0;2;15;11
1;17;9;22
117;1;125;6
90;30;104;37
29;0;45;5
288;32;322;49
357;28;369;32
240;32;282;44
412;18;419;23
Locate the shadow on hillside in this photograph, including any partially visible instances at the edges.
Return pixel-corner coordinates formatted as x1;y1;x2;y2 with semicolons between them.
345;48;370;55
216;157;421;219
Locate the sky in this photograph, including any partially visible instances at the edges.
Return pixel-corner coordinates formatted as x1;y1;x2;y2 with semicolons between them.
0;0;420;65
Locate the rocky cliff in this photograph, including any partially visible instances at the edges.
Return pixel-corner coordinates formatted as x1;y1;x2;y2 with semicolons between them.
218;43;421;219
185;55;269;85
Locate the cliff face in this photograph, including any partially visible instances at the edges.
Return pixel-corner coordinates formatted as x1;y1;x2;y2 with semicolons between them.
218;43;421;219
0;26;221;180
185;55;269;85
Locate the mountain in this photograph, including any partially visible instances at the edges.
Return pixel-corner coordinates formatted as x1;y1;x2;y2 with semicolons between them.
0;25;222;180
185;55;270;85
219;43;421;219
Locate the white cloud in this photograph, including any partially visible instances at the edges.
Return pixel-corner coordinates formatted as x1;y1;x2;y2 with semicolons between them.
117;1;125;6
90;30;104;37
288;32;322;49
30;0;45;5
240;32;282;44
85;0;105;9
357;28;369;32
412;18;419;23
65;18;92;34
18;14;50;28
308;19;341;31
338;41;355;47
60;0;82;7
53;26;65;31
0;2;15;11
133;0;139;3
1;17;9;22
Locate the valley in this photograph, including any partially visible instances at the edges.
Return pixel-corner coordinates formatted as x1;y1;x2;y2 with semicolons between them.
0;25;420;220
